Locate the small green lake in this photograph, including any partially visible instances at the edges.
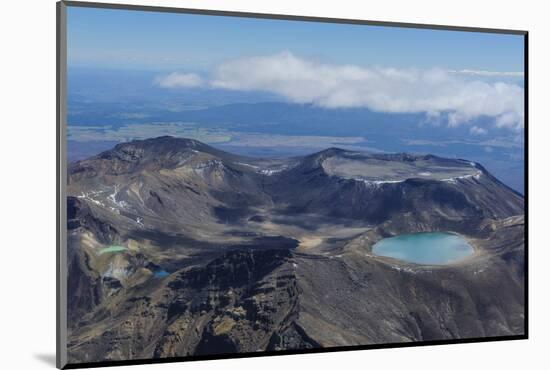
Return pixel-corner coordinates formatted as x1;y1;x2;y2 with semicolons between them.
372;232;474;265
98;245;127;255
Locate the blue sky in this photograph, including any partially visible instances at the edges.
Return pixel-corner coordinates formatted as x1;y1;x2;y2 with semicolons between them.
66;5;526;134
67;6;524;72
66;5;525;192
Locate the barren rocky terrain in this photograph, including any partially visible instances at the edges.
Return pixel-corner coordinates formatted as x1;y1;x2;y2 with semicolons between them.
65;136;525;364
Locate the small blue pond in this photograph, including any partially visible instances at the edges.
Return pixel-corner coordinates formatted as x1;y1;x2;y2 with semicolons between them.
154;270;170;278
372;232;474;265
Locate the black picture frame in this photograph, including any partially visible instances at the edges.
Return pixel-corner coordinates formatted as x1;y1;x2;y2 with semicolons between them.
56;1;529;369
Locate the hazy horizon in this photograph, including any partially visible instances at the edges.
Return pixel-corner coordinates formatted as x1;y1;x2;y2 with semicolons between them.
66;6;525;193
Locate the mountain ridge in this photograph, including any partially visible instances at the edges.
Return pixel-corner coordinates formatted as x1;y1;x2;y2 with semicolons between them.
65;135;525;364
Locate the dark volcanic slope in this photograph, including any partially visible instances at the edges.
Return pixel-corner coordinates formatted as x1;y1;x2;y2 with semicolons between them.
66;136;525;364
268;149;523;229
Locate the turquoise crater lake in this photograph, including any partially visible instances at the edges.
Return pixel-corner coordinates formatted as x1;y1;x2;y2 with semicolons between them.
372;232;474;265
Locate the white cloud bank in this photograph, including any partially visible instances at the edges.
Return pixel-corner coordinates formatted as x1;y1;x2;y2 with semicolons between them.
158;51;525;131
154;72;203;88
470;126;488;135
449;69;524;78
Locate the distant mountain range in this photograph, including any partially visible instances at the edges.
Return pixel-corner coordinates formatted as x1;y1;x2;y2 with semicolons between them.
67;100;525;193
66;136;525;364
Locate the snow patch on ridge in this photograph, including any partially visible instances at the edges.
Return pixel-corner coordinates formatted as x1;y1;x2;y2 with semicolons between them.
352;170;483;187
260;168;284;176
441;171;482;183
